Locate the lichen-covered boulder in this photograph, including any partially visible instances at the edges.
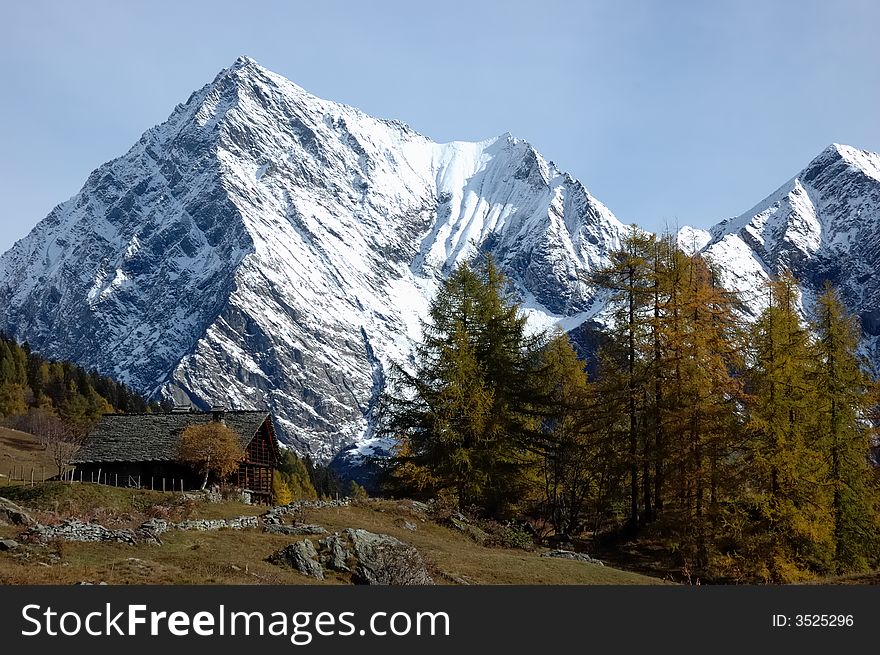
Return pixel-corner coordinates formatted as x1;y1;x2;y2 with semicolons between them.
318;533;352;572
343;529;433;585
268;539;324;580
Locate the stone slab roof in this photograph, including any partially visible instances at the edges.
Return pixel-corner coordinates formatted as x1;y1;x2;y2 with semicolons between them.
72;411;271;464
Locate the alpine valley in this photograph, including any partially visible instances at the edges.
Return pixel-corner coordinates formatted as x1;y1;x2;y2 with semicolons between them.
2;57;879;467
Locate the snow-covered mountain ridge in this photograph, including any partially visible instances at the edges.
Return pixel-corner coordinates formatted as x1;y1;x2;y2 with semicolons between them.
0;56;627;460
3;57;879;463
695;143;880;371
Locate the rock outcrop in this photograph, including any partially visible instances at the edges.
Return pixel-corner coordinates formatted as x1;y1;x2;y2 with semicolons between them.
268;528;433;585
268;539;324;580
541;549;604;566
0;497;36;527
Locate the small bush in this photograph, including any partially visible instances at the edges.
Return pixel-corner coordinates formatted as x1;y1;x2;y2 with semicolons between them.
348;481;369;501
481;520;536;550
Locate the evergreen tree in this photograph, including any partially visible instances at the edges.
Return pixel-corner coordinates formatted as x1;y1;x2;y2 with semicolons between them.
813;283;879;573
277;449;318;500
590;229;658;530
304;455;343;499
383;256;541;517
0;332;154;430
348;480;369;500
743;271;830;581
659;253;745;569
0;383;29;417
534;332;618;537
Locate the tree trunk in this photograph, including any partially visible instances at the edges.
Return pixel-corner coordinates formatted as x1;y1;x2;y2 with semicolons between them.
628;266;639;530
201;455;211;490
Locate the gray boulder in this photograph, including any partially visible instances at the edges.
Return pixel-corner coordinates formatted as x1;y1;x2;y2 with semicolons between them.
344;529;433;585
269;540;324;580
541;549;604;566
0;497;36;526
318;533;352;572
266;529;433;585
0;539;19;551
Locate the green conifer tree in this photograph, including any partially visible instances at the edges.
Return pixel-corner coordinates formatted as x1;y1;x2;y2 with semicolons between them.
383;256;540;517
590;229;657;530
532;331;596;536
744;271;830;582
813;283;879;573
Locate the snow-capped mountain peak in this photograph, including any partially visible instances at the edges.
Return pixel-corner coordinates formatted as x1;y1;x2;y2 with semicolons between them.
693;141;880;370
0;56;627;460
5;56;878;462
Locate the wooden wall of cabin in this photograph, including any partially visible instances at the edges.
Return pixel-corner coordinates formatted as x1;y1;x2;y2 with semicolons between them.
235;419;277;502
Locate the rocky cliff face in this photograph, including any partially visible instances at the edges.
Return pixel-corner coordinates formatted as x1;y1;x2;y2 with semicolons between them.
0;56;627;460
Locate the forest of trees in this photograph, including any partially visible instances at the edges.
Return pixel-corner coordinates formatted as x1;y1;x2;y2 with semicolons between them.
0;330;346;497
380;235;880;583
0;331;163;467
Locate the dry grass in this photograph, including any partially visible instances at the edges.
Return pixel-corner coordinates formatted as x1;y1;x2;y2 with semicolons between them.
0;435;666;585
0;529;350;585
805;571;880;585
0;487;664;585
0;482;262;527
304;501;663;585
0;427;56;483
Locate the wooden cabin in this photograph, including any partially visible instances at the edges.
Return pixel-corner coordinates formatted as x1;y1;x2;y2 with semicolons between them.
72;408;280;503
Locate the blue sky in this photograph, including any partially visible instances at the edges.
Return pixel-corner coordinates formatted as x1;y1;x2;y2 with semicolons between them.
1;0;878;253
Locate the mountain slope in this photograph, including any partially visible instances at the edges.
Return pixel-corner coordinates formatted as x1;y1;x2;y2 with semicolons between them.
0;56;626;459
697;143;880;370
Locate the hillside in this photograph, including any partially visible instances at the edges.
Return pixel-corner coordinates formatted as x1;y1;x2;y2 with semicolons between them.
0;482;660;585
0;427;56;482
